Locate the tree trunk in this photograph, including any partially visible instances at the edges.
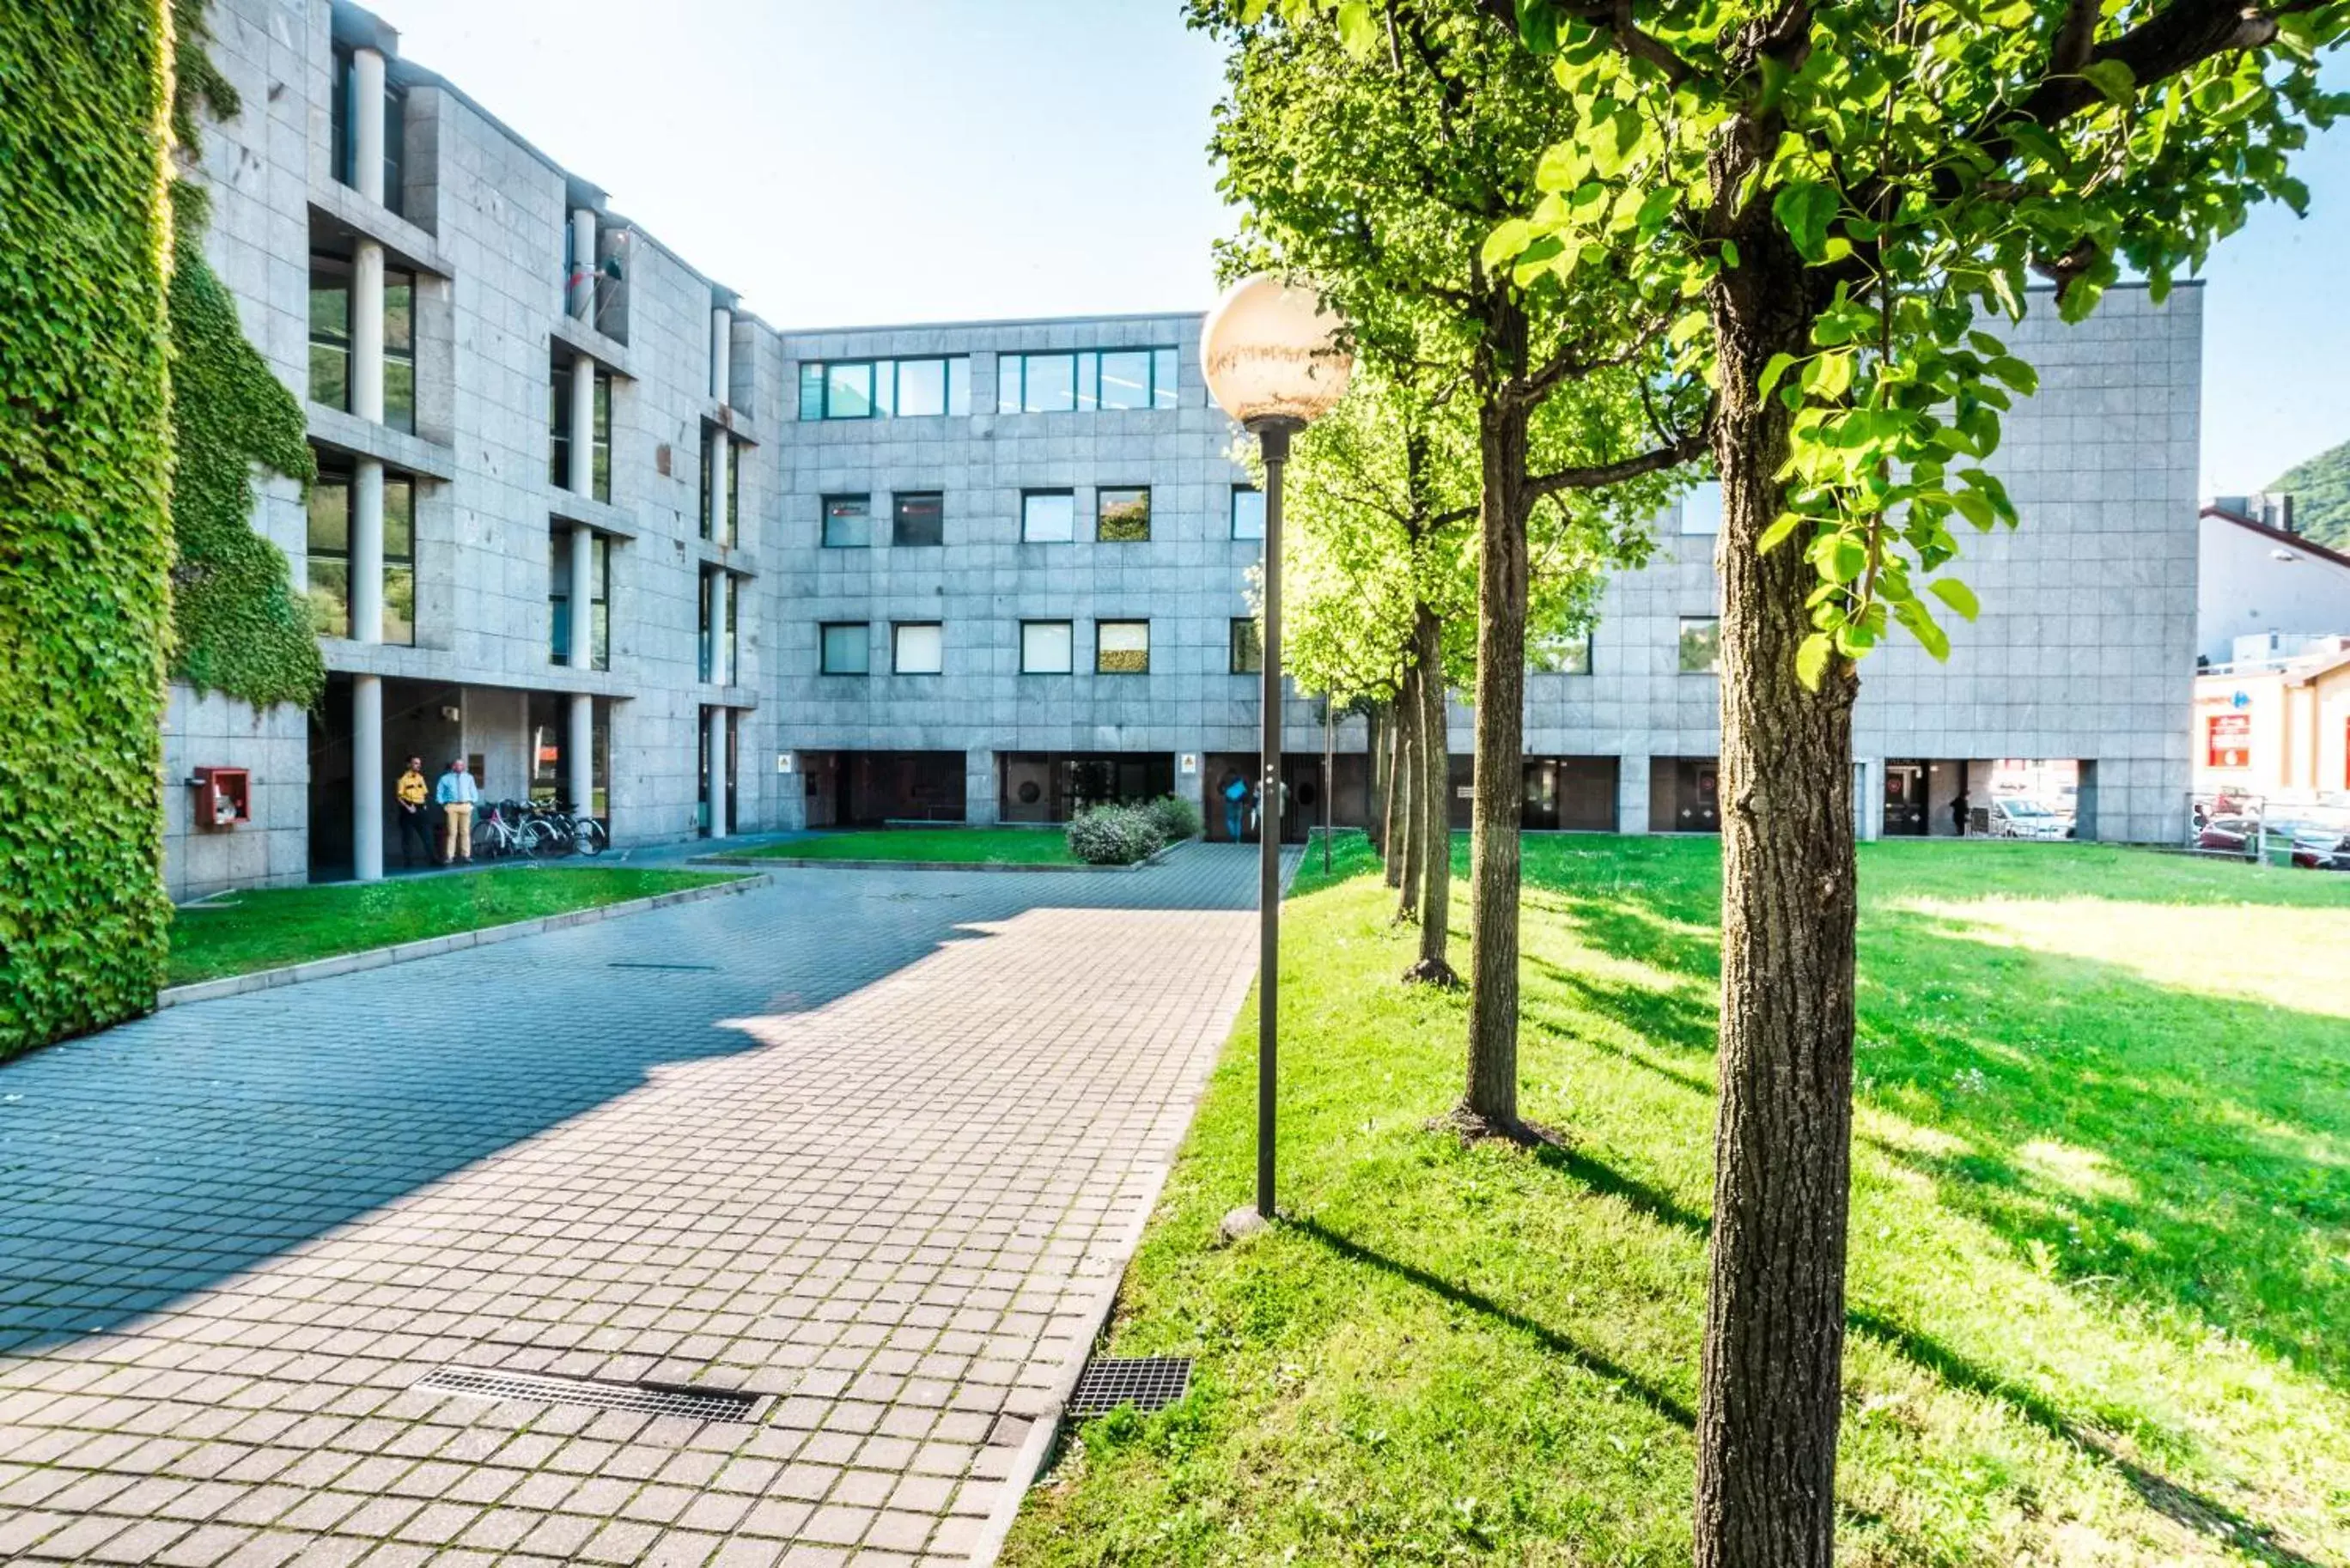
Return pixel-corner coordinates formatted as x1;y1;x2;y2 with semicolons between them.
1692;188;1860;1568
1366;702;1388;857
1407;603;1457;984
1383;693;1408;888
1394;663;1422;921
1460;372;1531;1131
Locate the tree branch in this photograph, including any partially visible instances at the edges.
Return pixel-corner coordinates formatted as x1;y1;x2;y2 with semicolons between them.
1470;0;1699;86
1515;307;1672;403
1525;421;1710;499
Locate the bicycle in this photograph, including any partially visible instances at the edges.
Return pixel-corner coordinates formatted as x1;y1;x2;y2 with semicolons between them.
470;799;527;860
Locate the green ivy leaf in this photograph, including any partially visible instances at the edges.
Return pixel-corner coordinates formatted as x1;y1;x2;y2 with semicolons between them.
1772;179;1839;263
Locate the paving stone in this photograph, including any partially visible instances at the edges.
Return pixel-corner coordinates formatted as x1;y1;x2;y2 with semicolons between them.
0;848;1269;1562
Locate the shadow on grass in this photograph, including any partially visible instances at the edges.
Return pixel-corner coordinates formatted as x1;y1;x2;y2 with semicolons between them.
1513;836;2350;1395
1849;1308;2326;1568
1290;1214;1696;1431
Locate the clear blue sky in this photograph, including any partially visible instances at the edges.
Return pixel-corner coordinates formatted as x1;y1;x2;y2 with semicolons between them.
378;0;2346;496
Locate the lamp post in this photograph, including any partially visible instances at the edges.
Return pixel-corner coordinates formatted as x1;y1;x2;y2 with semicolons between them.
1201;275;1353;1232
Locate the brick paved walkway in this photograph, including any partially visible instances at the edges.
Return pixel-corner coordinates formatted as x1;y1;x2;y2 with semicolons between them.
0;844;1272;1567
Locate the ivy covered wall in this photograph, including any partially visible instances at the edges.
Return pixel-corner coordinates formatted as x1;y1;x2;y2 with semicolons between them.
167;0;322;710
0;1;177;1056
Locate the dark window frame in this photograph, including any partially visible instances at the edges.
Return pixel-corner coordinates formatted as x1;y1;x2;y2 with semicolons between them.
892;491;946;548
1019;619;1075;675
1095;486;1152;543
996;347;1181;415
819;621;870;676
1229;617;1263;674
892;620;945;676
1095;619;1150;675
1230;484;1266;540
1020;489;1076;544
820;493;873;549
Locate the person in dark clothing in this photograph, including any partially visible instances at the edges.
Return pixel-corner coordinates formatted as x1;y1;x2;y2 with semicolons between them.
1951;789;1970;837
394;756;435;866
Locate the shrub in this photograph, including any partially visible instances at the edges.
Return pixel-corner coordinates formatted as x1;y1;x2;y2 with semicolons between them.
1067;804;1166;866
1142;793;1202;844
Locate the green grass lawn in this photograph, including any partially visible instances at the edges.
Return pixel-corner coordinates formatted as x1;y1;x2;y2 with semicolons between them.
1002;836;2350;1567
727;826;1082;866
167;866;743;986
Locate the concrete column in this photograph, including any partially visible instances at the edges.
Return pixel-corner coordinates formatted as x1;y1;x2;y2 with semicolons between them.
706;428;729;545
568;354;596;495
1617;753;1652;835
709;307;732;404
706;705;729;840
1855;757;1885;842
351;460;384;644
965;748;998;825
353;47;386;204
567;694;594;818
354;674;384;881
569;209;598;321
566;523;594;667
351;241;384;424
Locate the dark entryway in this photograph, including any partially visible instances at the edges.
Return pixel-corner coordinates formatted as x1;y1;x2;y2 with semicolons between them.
998;752;1174;824
1202;754;1367;842
309;675;466;879
1523;756;1619;831
1650;756;1720;834
1884;759;1930;836
799;751;965;827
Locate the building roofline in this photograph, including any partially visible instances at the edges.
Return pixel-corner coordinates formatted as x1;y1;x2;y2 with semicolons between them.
775;308;1208;340
2201;505;2350;573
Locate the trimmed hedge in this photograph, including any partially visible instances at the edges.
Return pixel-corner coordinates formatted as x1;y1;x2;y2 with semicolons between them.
0;2;176;1055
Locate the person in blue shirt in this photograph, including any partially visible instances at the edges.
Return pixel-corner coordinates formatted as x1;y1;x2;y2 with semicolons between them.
435;757;479;863
1222;773;1251;843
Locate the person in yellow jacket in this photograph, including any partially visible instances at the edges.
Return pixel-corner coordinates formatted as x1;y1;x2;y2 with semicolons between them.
394;757;433;867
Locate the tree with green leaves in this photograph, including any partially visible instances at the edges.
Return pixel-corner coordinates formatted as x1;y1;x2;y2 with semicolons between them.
1198;0;1703;1130
1372;0;2348;1558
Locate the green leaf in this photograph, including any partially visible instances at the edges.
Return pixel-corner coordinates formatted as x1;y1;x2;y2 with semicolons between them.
1589;108;1646;178
1927;576;1980;621
1720;240;1740;270
1759;352;1799;397
1481;219;1536;269
2079;58;2137;106
1985;356;2038;395
1796;632;1834;690
1516;0;1562;55
1772;179;1839;263
1758;513;1805;554
1335;2;1379;56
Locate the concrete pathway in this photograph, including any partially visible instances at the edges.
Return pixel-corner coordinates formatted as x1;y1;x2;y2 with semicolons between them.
0;844;1273;1567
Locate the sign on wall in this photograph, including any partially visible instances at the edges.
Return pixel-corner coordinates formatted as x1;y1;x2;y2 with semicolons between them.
2207;712;2252;769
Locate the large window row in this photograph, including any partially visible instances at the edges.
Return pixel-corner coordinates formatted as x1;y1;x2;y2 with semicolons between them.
816;485;1264;547
814;617;1271;678
996;348;1179;414
798;356;972;421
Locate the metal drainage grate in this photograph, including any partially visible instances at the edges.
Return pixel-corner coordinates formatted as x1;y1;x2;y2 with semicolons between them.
1065;1356;1192;1419
414;1365;761;1422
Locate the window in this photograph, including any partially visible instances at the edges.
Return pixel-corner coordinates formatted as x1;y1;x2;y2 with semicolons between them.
1678;616;1721;673
796;356;971;420
1020;620;1073;674
892;491;945;547
1231;485;1266;540
1680;481;1724;536
330;46;405;212
892;622;943;675
307;257;412;432
305;471;416;645
819;623;869;675
1230;617;1263;674
697;569;738;684
382;268;415;435
1021;489;1075;543
1096;620;1149;674
547;366;612;501
1096;487;1151;543
699;432;740;545
821;495;871;548
996;348;1180;413
548;531;610;670
308;255;350;409
1531;631;1593;674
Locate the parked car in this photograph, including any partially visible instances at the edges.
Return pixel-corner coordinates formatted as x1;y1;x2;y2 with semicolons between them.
1989;796;2071;840
2291;825;2350;871
2195;815;2262;857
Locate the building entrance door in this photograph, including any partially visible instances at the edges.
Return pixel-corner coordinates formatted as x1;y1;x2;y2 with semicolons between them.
1884;760;1930;836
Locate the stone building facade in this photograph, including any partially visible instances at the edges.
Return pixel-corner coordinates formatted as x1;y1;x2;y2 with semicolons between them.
163;0;2199;899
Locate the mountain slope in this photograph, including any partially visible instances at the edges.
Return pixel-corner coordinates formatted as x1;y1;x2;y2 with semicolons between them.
2267;439;2350;550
